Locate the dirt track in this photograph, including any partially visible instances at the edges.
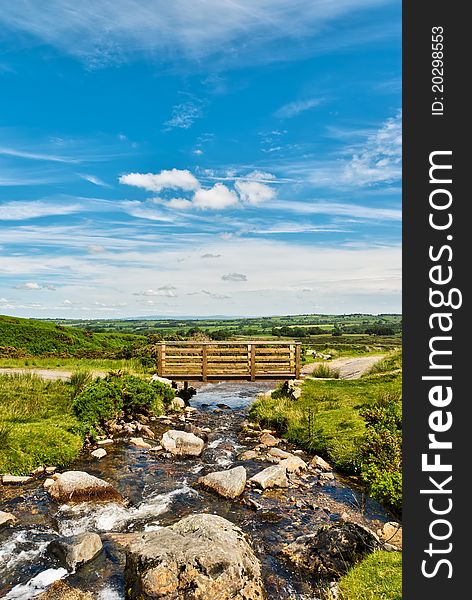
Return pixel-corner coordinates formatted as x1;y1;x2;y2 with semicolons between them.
302;354;385;380
0;368;106;381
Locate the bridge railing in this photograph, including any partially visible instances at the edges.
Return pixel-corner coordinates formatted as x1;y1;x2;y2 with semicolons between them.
156;341;301;381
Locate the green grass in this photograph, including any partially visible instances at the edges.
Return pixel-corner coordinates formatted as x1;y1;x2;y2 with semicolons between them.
0;314;146;358
0;356;149;373
0;373;84;475
250;371;402;473
364;350;402;376
337;551;402;600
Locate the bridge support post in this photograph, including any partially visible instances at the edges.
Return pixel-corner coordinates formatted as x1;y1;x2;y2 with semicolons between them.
250;343;256;381
157;343;166;377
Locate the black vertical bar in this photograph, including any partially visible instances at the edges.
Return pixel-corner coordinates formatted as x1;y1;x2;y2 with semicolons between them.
404;2;467;598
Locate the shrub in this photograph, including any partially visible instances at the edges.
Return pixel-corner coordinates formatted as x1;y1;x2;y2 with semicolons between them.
360;391;402;513
311;363;340;378
73;373;172;430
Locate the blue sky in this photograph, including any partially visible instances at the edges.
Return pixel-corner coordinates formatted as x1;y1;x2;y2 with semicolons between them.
0;0;401;318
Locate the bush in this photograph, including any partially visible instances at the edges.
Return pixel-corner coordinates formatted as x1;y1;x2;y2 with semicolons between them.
360;391;402;513
73;373;172;430
311;363;340;378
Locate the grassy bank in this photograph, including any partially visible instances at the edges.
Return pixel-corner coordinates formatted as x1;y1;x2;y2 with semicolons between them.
250;371;401;471
0;356;149;373
0;314;146;358
249;358;402;512
337;551;402;600
0;371;174;475
0;373;84;475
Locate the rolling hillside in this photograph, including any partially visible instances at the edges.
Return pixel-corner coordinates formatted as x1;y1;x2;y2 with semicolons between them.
0;315;146;358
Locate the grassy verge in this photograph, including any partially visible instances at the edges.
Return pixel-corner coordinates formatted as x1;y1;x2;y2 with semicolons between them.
0;371;174;475
250;371;401;470
0;356;149;373
337;551;402;600
364;350;402;376
0;373;84;475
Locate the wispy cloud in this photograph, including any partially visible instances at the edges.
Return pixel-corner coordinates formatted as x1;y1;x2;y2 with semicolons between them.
267;200;401;221
342;111;401;185
164;98;205;130
0;1;397;68
222;272;247;282
275;98;322;119
0;200;83;220
80;174;111;187
0;146;81;163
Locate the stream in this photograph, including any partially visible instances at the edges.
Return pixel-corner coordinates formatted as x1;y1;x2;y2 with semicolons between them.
0;382;393;599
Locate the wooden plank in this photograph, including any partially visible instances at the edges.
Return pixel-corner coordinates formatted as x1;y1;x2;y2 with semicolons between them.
250;343;256;381
295;344;301;378
202;345;208;381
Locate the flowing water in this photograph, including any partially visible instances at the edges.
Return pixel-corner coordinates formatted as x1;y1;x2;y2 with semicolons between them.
0;382;393;599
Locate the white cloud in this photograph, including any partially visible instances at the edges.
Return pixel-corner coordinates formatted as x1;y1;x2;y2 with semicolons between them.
222;273;247;282
193;183;239;209
342;111;402;186
0;200;83;220
0;1;394;68
201;253;221;259
87;244;106;254
235;180;276;205
120;201;177;222
80;174;111;187
202;290;231;300
0;146;80;163
134;286;177;298
275;98;322;119
119;169;200;193
266;200;401;221
167;198;194;210
164;100;204;130
15;282;56;290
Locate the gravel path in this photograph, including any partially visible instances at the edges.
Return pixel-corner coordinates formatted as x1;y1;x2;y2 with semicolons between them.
0;368;106;380
302;354;385;380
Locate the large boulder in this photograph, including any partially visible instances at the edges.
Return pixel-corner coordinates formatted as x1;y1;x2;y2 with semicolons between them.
198;466;247;499
124;513;264;599
38;581;94;599
161;430;205;457
280;522;381;577
249;465;288;490
48;532;103;571
48;471;123;503
0;510;17;528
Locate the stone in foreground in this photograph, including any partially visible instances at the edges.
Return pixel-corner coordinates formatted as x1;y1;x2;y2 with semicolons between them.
280;522;381;577
198;466;247;499
0;510;17;528
161;429;205;457
249;465;288;489
124;513;264;599
48;471;123;503
38;581;94;599
48;532;103;571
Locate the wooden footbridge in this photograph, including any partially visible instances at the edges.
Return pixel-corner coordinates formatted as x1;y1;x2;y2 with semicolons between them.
156;341;301;381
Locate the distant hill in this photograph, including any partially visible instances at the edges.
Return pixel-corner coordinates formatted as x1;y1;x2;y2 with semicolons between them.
0;315;146;358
